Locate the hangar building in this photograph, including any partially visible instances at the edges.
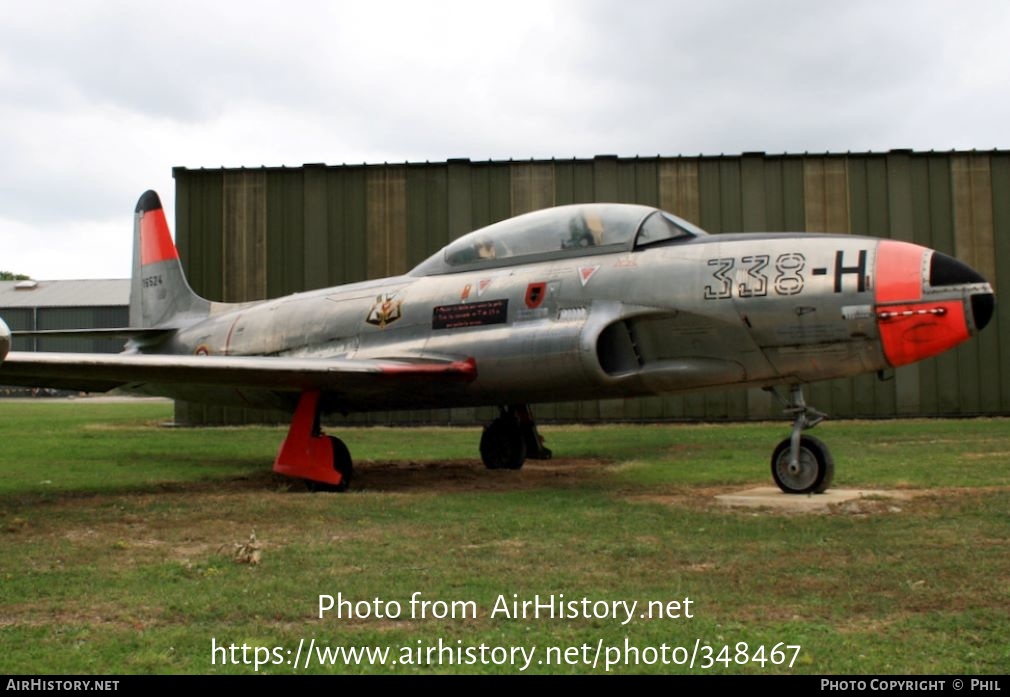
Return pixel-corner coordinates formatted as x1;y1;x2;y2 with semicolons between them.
167;150;1007;425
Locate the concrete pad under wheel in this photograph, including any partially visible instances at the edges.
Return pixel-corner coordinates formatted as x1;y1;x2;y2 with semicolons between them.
716;486;913;512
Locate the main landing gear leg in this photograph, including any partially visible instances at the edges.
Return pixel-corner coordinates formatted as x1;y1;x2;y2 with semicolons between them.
767;385;834;494
480;405;552;471
273;389;353;492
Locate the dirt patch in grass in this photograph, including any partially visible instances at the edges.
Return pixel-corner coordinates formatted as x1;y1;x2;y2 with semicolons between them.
1;457;616;565
350;456;612;492
29;456;607;497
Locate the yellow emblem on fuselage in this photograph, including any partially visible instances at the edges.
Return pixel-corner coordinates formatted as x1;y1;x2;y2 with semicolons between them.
366;293;403;329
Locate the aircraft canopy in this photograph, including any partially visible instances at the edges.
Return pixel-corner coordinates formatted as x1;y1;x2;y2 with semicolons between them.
411;203;705;276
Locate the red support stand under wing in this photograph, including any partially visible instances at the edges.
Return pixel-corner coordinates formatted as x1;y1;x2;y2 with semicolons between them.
273;389;344;488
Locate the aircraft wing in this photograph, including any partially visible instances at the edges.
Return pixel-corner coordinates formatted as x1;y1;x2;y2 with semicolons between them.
0;352;477;399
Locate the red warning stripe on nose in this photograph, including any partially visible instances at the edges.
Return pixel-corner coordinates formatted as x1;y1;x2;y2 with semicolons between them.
140;208;179;266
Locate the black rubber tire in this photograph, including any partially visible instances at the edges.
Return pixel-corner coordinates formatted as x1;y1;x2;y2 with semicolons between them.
771;435;834;494
480;417;527;470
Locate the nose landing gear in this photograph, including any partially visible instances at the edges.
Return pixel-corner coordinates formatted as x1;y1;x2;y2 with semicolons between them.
767;385;834;494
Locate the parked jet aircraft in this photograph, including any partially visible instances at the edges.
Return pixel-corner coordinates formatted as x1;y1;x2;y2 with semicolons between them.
0;191;995;493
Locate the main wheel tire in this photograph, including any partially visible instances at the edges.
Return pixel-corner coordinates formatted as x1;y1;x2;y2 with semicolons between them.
480;417;527;470
305;436;353;492
771;435;834;494
329;435;353;491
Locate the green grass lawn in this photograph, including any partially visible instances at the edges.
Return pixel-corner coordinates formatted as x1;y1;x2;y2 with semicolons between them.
1;400;1008;674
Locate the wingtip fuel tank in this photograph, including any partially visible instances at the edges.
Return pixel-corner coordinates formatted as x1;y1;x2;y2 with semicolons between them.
0;316;10;363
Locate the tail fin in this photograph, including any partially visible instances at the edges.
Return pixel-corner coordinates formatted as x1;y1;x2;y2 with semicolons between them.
129;190;210;328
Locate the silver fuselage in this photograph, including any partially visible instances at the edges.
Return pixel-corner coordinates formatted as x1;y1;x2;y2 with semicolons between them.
140;233;982;413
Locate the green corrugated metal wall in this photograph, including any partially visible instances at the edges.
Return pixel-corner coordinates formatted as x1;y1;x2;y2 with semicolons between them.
172;150;1009;425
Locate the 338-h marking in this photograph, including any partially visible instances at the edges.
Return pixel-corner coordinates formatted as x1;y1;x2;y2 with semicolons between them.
704;250;867;300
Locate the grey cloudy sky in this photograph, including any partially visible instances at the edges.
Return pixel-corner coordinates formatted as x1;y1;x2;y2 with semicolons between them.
1;0;1008;280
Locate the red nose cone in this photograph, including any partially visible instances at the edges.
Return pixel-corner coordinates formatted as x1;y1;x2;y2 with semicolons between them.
875;240;991;367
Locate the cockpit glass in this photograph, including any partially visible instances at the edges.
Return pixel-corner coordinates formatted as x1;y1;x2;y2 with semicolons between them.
633;211;703;248
409;203;706;276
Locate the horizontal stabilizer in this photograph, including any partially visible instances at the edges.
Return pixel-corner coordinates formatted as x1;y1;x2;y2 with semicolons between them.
12;328;175;341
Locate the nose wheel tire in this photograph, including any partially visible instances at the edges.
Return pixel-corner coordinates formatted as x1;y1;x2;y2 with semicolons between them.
771;435;834;494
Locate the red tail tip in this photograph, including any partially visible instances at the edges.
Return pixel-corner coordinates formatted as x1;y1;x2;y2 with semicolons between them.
138;191;179;265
